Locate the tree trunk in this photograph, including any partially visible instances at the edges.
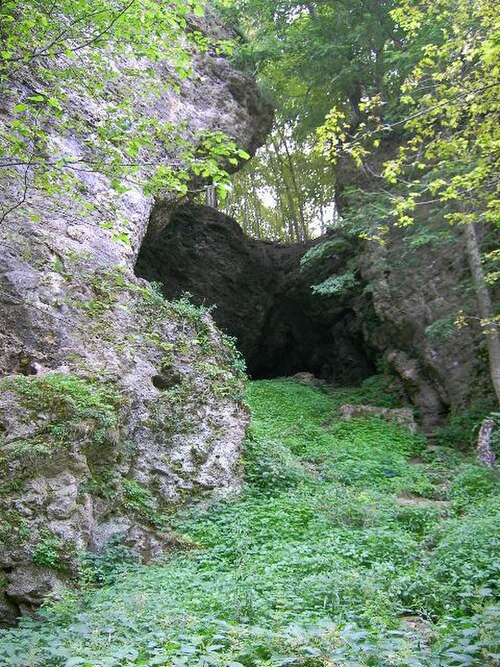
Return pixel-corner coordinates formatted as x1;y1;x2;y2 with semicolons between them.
476;418;496;467
271;134;300;241
319;204;325;235
206;185;218;209
463;222;500;405
305;3;318;19
250;180;262;239
277;128;308;242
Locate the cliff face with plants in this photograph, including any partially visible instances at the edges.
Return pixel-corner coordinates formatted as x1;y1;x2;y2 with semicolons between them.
332;154;496;433
0;0;496;630
135;200;493;435
0;7;272;624
358;226;488;432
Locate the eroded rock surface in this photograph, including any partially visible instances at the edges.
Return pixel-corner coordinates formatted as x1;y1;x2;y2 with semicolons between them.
335;149;494;430
359;227;489;430
0;15;271;624
340;404;416;434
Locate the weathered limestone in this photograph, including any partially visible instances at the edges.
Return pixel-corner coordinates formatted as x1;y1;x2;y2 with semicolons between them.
340;404;417;434
0;15;272;624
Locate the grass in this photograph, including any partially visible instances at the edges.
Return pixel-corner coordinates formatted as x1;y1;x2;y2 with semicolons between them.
0;377;498;666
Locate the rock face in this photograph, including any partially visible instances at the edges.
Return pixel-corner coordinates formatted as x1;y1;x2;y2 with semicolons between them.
333;149;494;431
0;15;272;623
358;225;491;431
136;203;494;431
136;204;375;385
340;404;416;434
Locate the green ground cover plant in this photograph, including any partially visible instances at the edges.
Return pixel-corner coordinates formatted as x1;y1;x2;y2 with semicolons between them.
0;373;123;462
0;378;498;666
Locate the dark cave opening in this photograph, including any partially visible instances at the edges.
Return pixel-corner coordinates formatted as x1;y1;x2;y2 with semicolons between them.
135;203;376;384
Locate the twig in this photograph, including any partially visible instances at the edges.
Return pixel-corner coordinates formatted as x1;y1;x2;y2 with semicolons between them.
337;80;500;156
0;153;33;225
7;1;137;64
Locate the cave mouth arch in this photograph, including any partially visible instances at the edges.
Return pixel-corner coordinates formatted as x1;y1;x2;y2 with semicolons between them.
135;203;375;384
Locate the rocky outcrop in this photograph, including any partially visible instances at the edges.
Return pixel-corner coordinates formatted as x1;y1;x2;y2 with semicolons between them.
333;149;494;431
136;204;375;385
0;13;272;623
340;404;416;433
358;225;491;430
135;202;494;431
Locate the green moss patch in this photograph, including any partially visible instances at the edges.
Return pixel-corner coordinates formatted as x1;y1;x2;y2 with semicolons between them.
0;373;124;462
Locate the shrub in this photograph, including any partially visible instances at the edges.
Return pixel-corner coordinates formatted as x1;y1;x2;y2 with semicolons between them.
243;433;310;492
79;538;140;587
436;399;496;450
32;536;66;570
311;270;359;296
448;465;499;509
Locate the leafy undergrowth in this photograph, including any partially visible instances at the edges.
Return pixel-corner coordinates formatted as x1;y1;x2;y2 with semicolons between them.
1;377;499;666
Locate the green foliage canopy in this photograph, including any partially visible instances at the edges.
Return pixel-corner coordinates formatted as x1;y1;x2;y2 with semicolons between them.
0;0;249;225
218;0;405;137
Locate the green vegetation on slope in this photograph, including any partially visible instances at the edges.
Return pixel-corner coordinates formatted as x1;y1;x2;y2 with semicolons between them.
0;378;499;666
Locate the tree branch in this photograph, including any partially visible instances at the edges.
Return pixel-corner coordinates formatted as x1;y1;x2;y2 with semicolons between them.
0;153;33;225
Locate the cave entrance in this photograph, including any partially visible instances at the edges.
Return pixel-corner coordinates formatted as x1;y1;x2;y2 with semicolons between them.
135;203;375;384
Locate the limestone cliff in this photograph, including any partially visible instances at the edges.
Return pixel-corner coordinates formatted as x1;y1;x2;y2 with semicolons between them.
0;13;272;623
335;150;495;431
358;226;491;431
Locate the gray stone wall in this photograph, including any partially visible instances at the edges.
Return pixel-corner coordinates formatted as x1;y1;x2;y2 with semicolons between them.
0;16;272;624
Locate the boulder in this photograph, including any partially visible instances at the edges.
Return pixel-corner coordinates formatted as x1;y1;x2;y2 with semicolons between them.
340;404;417;433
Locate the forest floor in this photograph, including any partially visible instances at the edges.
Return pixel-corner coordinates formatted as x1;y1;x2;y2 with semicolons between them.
1;378;499;666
